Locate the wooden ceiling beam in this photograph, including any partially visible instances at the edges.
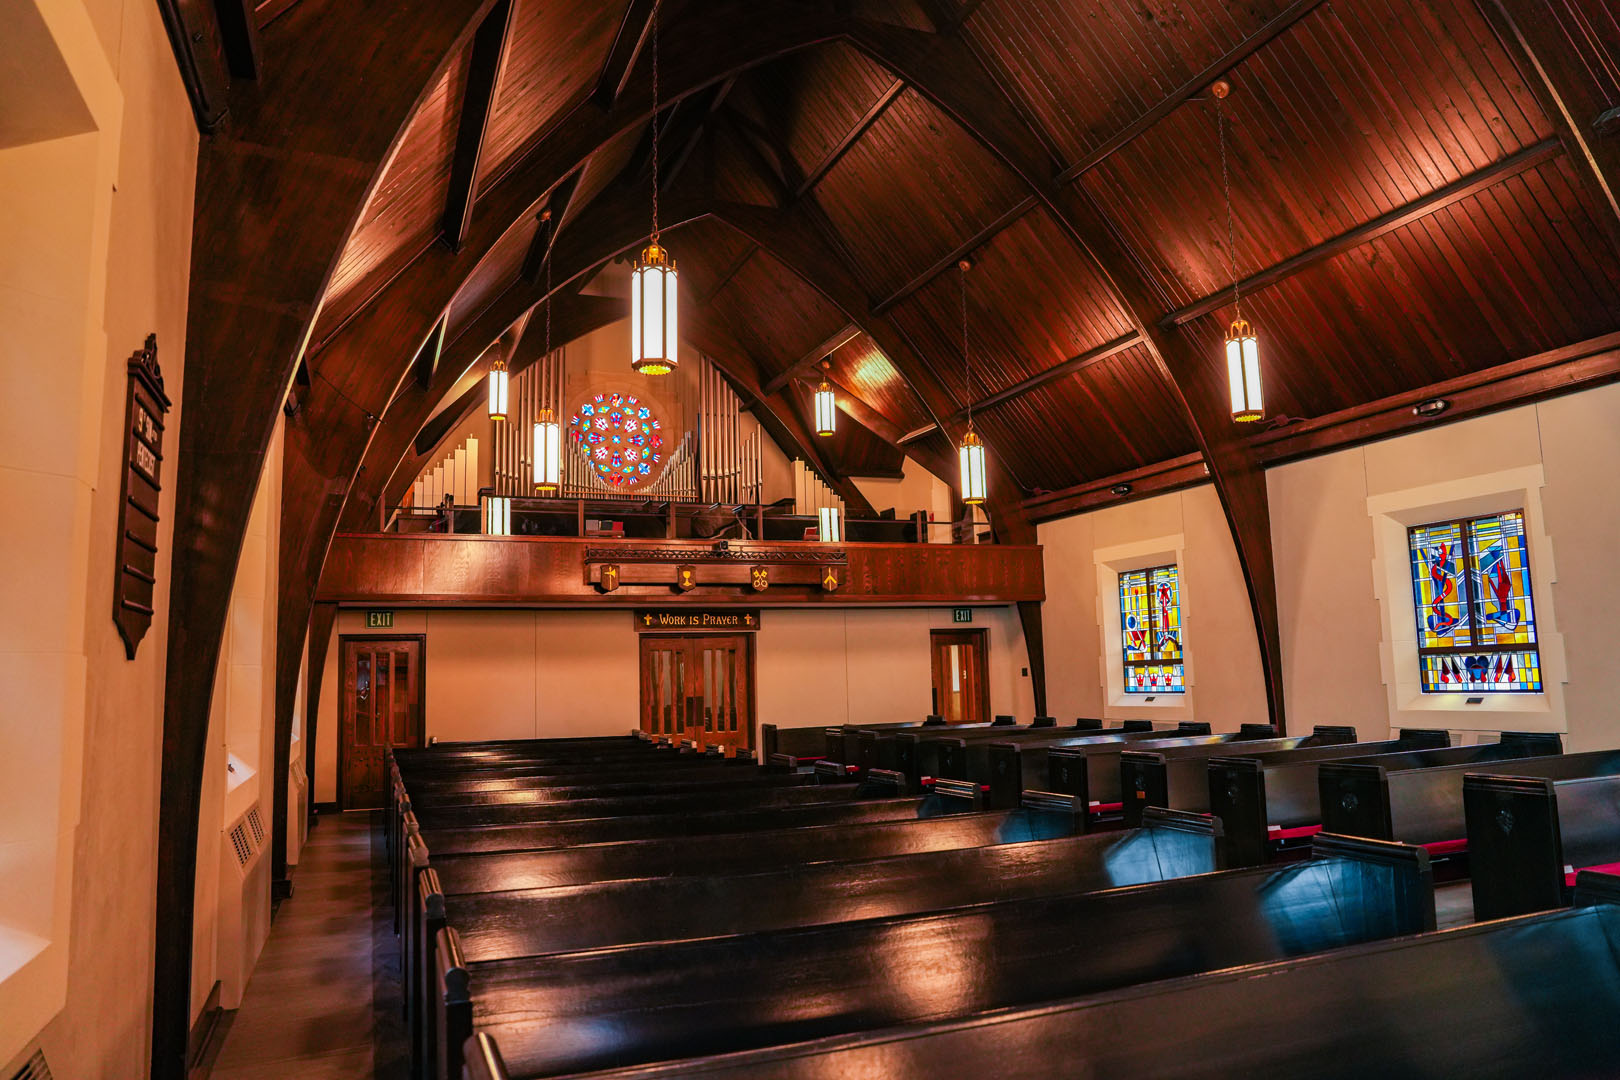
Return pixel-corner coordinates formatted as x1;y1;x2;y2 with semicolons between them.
824;374;957;483
1054;0;1328;184
441;0;517;252
952;331;1141;421
873;195;1036;315
795;79;905;198
1475;0;1620;251
1161;137;1564;329
847;17;1288;731
763;322;861;394
594;0;659;109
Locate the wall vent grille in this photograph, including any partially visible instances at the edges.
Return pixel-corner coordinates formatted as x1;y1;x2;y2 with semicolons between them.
245;806;266;847
228;823;253;867
10;1050;51;1080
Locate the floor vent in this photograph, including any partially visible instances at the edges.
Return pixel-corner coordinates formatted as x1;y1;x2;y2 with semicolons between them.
245;805;266;847
10;1050;51;1080
229;822;254;867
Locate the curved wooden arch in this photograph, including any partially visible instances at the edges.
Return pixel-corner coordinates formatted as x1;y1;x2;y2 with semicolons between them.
153;0;496;1075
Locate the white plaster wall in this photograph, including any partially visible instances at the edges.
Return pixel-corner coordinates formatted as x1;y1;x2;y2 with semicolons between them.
314;606;1033;800
1038;485;1267;730
854;457;953;538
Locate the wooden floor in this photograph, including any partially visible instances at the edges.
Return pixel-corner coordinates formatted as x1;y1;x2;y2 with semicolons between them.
209;811;407;1079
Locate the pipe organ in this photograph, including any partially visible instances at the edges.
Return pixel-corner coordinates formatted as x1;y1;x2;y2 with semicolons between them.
792;458;844;519
698;355;762;505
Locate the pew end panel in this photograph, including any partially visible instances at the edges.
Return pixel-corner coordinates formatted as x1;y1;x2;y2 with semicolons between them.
987;742;1023;810
1465;774;1564;921
928;777;985;812
813;760;860;784
1239;724;1278;739
435;927;472;1080
462;1032;511;1080
1120;751;1169;829
1208;757;1271;869
1575;870;1620;908
1306;833;1437;934
1399;728;1453;750
859;768;911;798
415;868;446;1080
1120;719;1154;733
1318;763;1396;841
935;738;970;781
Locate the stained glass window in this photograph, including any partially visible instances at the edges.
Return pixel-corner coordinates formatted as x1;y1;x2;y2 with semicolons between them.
1408;509;1542;694
568;392;665;488
1119;564;1185;694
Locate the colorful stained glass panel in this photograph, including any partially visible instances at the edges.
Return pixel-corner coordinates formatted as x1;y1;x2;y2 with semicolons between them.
1408;510;1543;695
1120;563;1185;695
568;392;665;488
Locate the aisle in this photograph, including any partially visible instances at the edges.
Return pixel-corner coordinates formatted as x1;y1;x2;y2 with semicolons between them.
207;811;407;1079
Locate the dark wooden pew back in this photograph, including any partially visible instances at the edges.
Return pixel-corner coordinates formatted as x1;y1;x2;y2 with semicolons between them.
1321;745;1618;848
467;900;1620;1080
1467;770;1620;919
451;833;1430;1080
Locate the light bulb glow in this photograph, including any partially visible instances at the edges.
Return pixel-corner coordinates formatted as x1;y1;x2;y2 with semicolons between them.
814;379;836;437
533;411;561;494
630;243;678;375
484;495;511;536
817;505;841;543
1225;318;1263;422
959;429;988;506
487;360;509;421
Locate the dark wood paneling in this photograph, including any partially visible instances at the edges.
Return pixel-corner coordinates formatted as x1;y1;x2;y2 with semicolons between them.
705;248;851;383
317;534;1044;604
822;333;933;436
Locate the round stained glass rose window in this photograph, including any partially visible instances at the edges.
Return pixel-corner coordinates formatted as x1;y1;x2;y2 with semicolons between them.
568;392;665;487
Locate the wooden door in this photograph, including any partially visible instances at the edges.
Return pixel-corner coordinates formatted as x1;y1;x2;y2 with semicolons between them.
930;629;989;724
639;634;754;752
339;635;425;810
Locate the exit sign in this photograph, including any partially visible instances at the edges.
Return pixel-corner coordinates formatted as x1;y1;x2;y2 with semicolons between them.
366;611;394;629
952;608;973;623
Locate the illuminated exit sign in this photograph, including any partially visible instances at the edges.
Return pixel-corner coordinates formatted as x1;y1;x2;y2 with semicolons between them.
952;608;973;623
366;611;394;629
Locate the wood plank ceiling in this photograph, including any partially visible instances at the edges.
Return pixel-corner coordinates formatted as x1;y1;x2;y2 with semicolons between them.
307;0;1620;510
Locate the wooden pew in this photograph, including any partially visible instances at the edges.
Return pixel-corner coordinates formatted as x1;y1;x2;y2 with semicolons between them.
419;807;1220;1078
447;833;1429;1079
1466;770;1620;919
403;769;817;810
1210;731;1561;868
895;719;1175;788
989;725;1281;818
469;897;1620;1080
934;722;1213;795
1120;727;1447;831
1319;745;1620;862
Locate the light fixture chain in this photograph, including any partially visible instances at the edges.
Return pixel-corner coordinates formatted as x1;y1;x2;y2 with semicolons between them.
650;0;660;241
544;231;552;357
961;263;972;429
1217;90;1240;322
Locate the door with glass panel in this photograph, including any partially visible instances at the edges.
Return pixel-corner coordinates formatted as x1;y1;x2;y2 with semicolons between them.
339;635;425;810
929;629;989;724
639;634;754;752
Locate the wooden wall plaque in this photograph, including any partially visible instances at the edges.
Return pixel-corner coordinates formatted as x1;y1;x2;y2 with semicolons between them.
115;334;171;659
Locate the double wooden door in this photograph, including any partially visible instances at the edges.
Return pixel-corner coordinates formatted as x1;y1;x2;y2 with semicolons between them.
930;629;989;724
339;636;425;809
640;634;754;752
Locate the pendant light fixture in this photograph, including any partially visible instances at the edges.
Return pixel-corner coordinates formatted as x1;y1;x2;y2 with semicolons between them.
957;260;988;506
483;492;512;536
813;365;837;437
630;4;678;375
534;249;561;494
817;505;841;543
1213;80;1263;423
487;351;509;421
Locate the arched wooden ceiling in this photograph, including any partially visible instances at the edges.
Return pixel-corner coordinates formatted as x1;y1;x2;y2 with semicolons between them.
153;1;1620;1073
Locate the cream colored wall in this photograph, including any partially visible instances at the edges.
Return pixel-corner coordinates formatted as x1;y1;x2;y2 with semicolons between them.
1036;384;1620;745
314;605;1033;799
854;457;953;537
1267;388;1620;745
0;0;196;1071
1038;484;1268;729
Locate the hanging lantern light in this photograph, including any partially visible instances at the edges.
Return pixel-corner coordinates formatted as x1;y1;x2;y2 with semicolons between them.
1213;80;1264;423
957;260;988;506
534;235;562;495
817;505;841;543
630;5;678;376
1226;318;1263;421
487;353;509;421
813;377;837;437
533;408;561;495
483;493;511;536
959;429;988;506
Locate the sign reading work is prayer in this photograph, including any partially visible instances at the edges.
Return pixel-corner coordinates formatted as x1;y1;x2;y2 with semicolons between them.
635;610;760;632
